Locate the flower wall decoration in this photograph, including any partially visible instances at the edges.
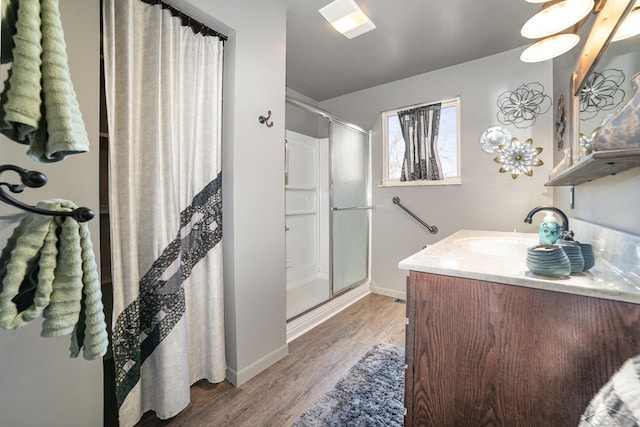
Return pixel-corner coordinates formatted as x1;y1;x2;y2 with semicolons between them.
493;137;543;179
496;82;552;129
579;68;625;120
479;126;511;153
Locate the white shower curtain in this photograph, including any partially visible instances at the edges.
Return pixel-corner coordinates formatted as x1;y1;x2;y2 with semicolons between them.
102;1;225;425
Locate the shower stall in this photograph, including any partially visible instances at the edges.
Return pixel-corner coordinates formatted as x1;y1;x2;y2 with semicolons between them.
285;97;371;320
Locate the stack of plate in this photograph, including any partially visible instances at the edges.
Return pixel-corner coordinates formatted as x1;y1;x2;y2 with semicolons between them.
560;244;584;273
526;245;571;277
578;243;596;270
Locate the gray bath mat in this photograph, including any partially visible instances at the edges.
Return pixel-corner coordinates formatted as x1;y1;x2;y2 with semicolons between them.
293;343;405;427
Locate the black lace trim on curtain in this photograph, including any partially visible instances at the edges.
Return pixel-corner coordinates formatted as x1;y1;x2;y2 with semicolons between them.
139;0;228;41
113;173;223;408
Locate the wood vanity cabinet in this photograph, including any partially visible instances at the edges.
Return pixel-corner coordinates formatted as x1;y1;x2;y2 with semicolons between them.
404;271;640;427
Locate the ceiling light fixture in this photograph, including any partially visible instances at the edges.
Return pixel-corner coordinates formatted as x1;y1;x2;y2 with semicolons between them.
520;0;595;63
521;0;594;39
319;0;376;39
611;0;640;41
520;33;581;62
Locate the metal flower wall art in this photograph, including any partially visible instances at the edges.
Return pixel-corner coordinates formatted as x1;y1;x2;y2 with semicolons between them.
579;69;625;120
496;82;552;129
493;137;543;179
479;126;512;153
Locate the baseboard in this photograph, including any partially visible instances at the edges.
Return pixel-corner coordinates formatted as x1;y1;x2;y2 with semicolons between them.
286;282;371;343
370;281;406;300
225;343;289;386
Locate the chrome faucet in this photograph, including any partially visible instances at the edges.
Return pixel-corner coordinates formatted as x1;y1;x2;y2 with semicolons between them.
524;206;571;236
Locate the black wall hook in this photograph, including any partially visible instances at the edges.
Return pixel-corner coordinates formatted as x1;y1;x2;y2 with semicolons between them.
259;110;274;128
0;164;95;222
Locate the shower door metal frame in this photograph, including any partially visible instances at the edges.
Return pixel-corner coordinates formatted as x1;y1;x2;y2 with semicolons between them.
285;96;372;318
327;119;372;298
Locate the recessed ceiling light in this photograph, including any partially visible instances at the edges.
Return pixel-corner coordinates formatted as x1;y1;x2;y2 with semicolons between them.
319;0;376;39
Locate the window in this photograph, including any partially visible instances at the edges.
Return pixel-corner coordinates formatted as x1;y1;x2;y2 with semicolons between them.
381;97;461;186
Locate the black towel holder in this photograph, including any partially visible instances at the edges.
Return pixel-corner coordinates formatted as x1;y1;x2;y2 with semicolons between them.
0;164;95;222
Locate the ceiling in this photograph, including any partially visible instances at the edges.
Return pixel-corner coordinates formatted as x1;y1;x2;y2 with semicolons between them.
283;0;542;101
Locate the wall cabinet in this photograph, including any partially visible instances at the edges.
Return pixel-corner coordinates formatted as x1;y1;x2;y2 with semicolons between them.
405;271;640;426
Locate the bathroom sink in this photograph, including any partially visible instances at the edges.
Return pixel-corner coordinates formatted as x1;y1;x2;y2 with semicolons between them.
452;235;538;258
400;229;640;306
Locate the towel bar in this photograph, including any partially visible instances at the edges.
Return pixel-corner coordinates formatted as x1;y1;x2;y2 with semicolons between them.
0;164;94;222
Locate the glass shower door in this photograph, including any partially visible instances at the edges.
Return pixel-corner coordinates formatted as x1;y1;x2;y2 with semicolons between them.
330;121;370;295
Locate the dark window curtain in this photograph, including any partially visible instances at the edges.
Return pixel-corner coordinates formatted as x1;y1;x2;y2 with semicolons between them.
398;103;443;181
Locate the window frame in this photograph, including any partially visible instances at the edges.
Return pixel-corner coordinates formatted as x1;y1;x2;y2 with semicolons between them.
380;97;462;187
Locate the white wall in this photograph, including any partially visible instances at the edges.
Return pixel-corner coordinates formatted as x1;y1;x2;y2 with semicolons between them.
0;1;103;425
169;0;289;385
552;19;640;235
321;47;554;297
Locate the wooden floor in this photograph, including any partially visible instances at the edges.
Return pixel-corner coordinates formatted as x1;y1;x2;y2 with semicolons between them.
134;293;406;427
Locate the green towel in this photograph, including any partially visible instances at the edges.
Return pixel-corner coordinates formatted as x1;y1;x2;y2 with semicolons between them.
0;209;58;327
1;0;19;64
0;199;108;360
0;0;90;163
0;0;43;141
69;222;108;360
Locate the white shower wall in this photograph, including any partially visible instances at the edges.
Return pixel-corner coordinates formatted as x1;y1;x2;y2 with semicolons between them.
285;130;330;318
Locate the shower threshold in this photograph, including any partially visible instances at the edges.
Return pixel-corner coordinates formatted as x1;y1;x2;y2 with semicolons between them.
286;279;371;343
286;272;330;319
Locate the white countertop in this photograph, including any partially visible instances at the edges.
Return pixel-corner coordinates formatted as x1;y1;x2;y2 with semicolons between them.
398;229;640;304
